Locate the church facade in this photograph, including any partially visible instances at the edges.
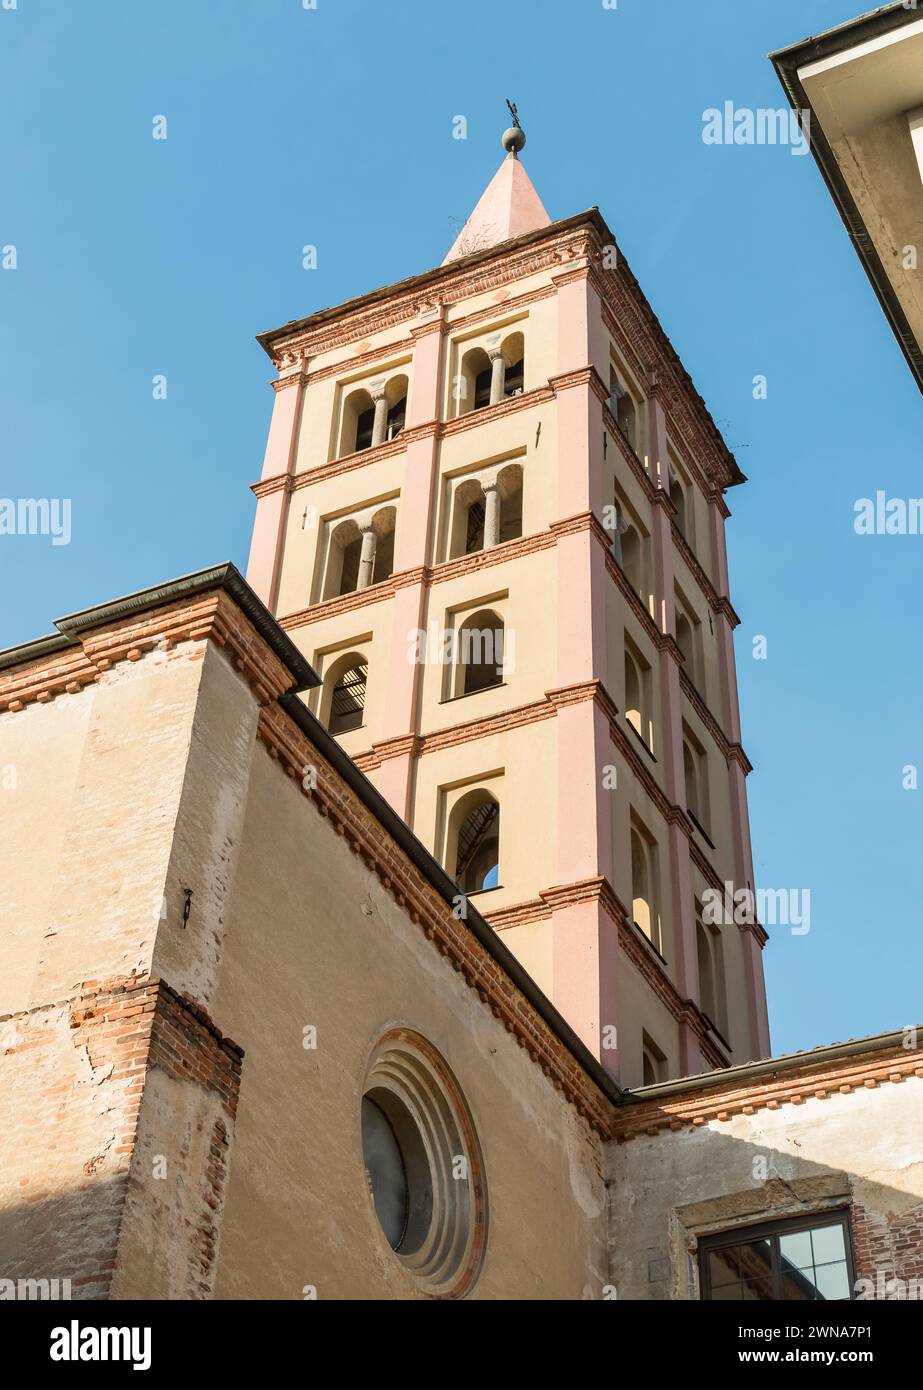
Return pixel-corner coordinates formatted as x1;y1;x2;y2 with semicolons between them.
1;132;921;1302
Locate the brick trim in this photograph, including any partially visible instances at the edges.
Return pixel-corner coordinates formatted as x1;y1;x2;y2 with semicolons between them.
612;1043;923;1142
0;589;295;715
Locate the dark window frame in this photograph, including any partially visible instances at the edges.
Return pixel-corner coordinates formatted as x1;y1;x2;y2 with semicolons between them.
698;1209;856;1302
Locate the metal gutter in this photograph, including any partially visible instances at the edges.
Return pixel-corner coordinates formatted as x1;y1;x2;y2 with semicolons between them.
624;1027;918;1104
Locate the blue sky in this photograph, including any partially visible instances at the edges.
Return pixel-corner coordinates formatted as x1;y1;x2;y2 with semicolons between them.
2;0;920;1056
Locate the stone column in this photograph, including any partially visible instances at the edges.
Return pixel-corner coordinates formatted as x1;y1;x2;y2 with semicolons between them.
370;386;389;447
357;524;377;590
489;349;506;405
483;479;501;548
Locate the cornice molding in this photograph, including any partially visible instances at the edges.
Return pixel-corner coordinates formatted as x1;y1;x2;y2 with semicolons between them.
251;475;292;500
266;228;586;366
613;1044;923;1143
0;590;295;715
440;384;554;439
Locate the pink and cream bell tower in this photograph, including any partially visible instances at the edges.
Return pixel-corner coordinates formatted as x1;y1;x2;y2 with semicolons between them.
246;115;770;1087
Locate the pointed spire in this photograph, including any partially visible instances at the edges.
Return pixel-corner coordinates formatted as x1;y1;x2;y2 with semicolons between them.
443;103;551;264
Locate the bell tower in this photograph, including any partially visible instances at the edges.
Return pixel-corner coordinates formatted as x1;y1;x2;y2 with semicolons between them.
246;114;769;1086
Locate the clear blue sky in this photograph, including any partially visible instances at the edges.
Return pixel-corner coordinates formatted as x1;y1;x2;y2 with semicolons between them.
2;0;919;1057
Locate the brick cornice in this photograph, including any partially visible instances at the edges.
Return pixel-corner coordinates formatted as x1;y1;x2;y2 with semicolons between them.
251;474;293;500
440;384;554;438
270;372;304;394
548;365;610;407
0;590;295;714
266;228;585;365
302;341;416;386
281;578;399;629
613;1042;923;1142
254;700;617;1135
446;283;555;337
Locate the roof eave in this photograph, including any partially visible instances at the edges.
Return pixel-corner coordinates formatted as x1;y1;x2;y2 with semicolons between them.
770;4;923;394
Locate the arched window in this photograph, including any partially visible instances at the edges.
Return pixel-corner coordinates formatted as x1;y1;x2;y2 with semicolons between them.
448;478;486;558
684;728;710;832
697;923;717;1024
456;346;492;417
449;791;500;895
497;462;523;543
323;653;368;735
609;366;637;450
456;610;504;696
338;372;409;457
322;507;396;599
675;607;696;685
323;519;362;599
385;374;408;441
625;650;643;738
500;330;525;399
670;474;688;539
630;825;660;951
641;1032;666;1086
621;523;642;594
454;330;526;417
340;388;375;457
624;640;652;752
684;740;700;821
370;505;397;585
696;910;727;1035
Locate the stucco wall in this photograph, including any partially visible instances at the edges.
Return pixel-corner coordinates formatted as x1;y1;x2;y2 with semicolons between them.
211;732;609;1300
607;1076;923;1300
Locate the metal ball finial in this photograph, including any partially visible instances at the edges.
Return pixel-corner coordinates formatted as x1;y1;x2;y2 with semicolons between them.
503;98;525;155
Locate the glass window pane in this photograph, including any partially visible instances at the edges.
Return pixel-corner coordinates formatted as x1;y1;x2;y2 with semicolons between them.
741;1277;775;1301
780;1265;822;1300
702;1218;853;1303
708;1251;743;1289
814;1262;851;1301
711;1279;742;1300
811;1225;847;1266
779;1229;813;1269
361;1095;408;1250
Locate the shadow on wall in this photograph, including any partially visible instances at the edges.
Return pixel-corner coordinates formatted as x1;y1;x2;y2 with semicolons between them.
0;1177;128;1301
607;1119;923;1302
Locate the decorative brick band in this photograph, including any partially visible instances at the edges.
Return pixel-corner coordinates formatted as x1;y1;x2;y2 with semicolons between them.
612;1041;923;1143
448;283;555;336
0;590;294;715
264;227;585;365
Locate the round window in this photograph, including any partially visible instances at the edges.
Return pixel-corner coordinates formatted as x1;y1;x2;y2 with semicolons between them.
360;1031;487;1298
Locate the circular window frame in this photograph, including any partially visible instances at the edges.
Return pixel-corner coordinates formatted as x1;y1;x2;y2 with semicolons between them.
360;1029;488;1299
